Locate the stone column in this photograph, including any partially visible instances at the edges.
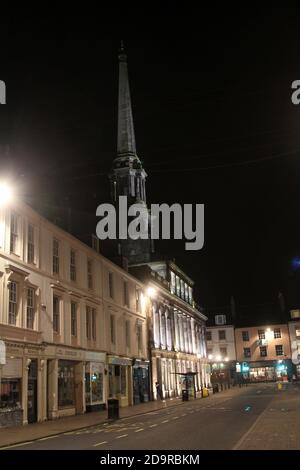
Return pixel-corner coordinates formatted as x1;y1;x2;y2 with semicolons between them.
47;359;58;420
38;358;47;422
22;358;30;425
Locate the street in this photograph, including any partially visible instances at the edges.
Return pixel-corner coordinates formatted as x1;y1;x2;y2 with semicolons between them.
1;383;289;450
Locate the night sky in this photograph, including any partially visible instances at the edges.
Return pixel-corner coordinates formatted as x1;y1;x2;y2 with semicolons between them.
1;9;300;323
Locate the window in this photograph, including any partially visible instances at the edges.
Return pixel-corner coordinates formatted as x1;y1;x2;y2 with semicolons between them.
274;328;281;339
242;331;249;341
92;308;96;341
136;288;141;312
87;259;93;290
123;281;129;306
53;239;60;274
188;286;193;305
26;287;35;329
27;224;35;263
291;310;300;319
170;271;176;294
215;315;226;325
220;347;227;357
137;323;143;351
275;345;284;356
86;306;91;340
1;378;21;409
296;328;300;338
244;347;251;358
260;346;267;357
218;330;226;340
258;330;265;340
70;249;76;281
71;302;77;337
110;315;116;344
125;320;130;350
185;283;189;302
58;360;75;408
8;281;17;325
176;276;180;297
108;272;114;298
180;279;185;299
10;212;19;254
206;331;212;341
53;296;60;333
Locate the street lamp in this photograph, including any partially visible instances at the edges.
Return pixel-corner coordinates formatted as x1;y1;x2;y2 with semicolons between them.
146;287;157;298
0;182;13;207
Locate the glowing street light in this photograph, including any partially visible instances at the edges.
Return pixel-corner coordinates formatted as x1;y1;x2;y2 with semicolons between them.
225;357;229;362
208;354;213;360
216;355;221;361
146;287;157;298
0;182;13;207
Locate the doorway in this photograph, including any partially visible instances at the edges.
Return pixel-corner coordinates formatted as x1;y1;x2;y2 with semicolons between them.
27;359;37;423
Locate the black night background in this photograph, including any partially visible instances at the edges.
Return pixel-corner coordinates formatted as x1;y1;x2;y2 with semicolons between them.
1;8;300;324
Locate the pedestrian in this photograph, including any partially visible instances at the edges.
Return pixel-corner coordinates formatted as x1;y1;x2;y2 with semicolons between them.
155;382;163;400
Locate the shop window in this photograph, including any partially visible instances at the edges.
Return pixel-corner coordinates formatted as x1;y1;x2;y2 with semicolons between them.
121;367;127;396
85;363;104;406
8;281;18;325
26;287;35;330
0;378;21;409
274;328;281;339
244;347;251;358
275;345;284;356
260;346;267;357
58;361;75;408
242;331;249;341
258;330;265;340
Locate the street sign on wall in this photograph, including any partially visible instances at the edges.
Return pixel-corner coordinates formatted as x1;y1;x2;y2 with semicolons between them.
0;340;6;365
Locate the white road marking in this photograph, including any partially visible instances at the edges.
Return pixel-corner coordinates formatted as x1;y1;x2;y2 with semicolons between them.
39;435;59;441
135;428;144;433
93;441;107;447
149;424;158;428
172;416;179;420
0;441;34;450
162;419;169;423
115;434;128;439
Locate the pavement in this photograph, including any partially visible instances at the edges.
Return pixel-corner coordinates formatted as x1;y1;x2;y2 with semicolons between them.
0;383;299;450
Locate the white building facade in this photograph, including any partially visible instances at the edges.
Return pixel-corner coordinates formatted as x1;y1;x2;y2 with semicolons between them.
0;200;148;427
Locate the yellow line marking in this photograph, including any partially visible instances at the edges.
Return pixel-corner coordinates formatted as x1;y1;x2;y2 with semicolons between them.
93;441;107;447
115;434;128;439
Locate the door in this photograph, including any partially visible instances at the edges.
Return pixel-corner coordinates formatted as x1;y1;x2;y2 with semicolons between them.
27;359;37;423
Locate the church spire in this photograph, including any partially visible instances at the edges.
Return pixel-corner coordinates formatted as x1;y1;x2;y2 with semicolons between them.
117;40;137;158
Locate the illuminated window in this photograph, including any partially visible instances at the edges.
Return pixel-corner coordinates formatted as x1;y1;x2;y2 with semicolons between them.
275;345;283;356
258;330;265;340
10;212;19;254
218;330;226;340
206;331;212;341
260;346;267;357
274;328;281;339
242;331;249;341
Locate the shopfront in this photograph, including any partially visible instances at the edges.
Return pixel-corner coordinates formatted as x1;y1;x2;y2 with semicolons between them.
245;361;291;382
0;356;23;427
108;356;132;407
132;359;149;404
85;361;105;411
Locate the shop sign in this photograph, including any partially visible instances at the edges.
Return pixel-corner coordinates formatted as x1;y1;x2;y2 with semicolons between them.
0;340;6;365
108;356;132;366
236;362;241;373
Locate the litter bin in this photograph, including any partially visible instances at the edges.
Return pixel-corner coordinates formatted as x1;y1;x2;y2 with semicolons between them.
108;398;119;419
213;384;219;394
202;387;209;398
182;390;189;401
